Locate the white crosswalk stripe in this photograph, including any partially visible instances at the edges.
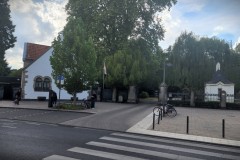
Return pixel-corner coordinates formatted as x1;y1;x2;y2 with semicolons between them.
68;147;147;160
111;133;240;153
100;136;240;160
42;132;240;160
43;155;81;160
87;141;203;160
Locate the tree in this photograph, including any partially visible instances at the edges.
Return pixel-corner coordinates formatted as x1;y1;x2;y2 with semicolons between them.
167;31;240;104
106;39;149;87
0;0;16;76
8;68;22;77
50;17;97;104
66;0;177;82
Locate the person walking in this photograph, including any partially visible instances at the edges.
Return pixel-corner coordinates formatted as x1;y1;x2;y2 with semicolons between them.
14;89;21;105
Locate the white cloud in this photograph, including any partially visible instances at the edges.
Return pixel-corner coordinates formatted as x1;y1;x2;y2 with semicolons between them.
233;37;240;49
6;0;68;69
176;0;207;12
5;46;23;69
5;0;240;69
9;0;34;13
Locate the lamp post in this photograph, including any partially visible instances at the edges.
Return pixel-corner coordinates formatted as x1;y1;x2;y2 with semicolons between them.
163;58;168;84
159;57;171;116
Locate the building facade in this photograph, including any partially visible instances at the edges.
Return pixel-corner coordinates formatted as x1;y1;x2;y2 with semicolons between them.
204;63;234;103
21;43;88;100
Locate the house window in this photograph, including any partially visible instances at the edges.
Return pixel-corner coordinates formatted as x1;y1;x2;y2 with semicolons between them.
34;76;51;92
34;77;43;91
43;77;51;91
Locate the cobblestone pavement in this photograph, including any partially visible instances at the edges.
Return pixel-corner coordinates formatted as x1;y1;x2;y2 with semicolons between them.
152;107;240;141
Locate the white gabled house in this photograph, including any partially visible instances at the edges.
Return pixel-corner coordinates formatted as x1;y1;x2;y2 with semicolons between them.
204;63;234;103
21;43;88;100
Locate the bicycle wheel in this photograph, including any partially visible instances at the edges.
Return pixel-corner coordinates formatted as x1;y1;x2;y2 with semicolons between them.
167;108;177;117
153;107;161;116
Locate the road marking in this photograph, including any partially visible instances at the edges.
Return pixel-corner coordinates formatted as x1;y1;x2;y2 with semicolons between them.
0;123;17;125
87;141;203;160
68;147;147;160
0;119;14;123
1;126;17;129
12;111;53;119
46;124;58;127
25;122;41;125
43;155;80;160
100;137;240;160
111;133;240;153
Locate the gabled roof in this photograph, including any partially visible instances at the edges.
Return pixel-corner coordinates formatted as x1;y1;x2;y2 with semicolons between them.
23;43;50;62
206;70;233;84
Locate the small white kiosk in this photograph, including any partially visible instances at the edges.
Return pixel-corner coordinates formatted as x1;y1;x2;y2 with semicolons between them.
205;63;234;103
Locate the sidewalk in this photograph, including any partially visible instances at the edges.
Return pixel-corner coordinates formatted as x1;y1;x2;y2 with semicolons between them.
127;107;240;147
1;100;240;147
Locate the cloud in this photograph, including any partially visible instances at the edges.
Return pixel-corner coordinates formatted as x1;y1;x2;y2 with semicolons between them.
6;0;67;69
159;0;240;49
233;37;240;49
5;0;240;69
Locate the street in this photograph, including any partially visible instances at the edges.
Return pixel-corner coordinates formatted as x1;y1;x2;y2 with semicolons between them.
1;119;240;160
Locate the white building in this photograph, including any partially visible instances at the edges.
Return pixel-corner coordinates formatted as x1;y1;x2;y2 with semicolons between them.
205;63;234;103
21;43;88;100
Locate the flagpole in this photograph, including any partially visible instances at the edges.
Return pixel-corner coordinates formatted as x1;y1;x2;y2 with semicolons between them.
103;60;106;90
103;68;105;89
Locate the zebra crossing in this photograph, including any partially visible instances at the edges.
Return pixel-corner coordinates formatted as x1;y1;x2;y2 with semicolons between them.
43;132;240;160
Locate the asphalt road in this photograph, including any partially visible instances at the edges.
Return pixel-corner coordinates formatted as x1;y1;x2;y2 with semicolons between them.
1;119;240;160
62;103;154;131
0;103;154;131
0;108;91;124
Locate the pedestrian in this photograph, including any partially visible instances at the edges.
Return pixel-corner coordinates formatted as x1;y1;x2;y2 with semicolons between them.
51;90;57;107
14;89;21;105
91;91;97;109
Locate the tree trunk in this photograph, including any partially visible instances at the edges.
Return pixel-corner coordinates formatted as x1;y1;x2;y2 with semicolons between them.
190;90;195;107
112;87;117;102
73;92;77;106
127;85;137;103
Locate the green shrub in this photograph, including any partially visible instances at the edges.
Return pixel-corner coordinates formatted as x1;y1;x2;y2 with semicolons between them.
58;103;85;110
139;91;149;98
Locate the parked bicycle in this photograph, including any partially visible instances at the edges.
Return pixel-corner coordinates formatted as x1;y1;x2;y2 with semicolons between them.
153;103;177;118
79;99;91;109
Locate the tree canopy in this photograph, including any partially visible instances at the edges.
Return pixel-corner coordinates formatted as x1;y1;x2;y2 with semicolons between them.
66;0;177;86
0;0;16;76
166;31;240;92
50;17;97;100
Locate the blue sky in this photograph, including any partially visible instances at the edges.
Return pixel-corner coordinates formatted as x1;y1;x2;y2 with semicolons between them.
6;0;240;69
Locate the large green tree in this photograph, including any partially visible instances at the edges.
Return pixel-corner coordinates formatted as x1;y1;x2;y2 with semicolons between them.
50;17;96;104
106;39;151;87
66;0;177;82
0;0;16;76
167;31;240;101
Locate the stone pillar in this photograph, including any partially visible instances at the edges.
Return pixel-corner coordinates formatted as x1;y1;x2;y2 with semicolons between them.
220;90;226;108
97;87;101;101
112;87;117;102
159;82;168;105
127;86;137;103
190;90;195;107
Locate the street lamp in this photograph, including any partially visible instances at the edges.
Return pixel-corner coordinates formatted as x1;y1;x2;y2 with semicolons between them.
163;57;168;84
159;57;172;115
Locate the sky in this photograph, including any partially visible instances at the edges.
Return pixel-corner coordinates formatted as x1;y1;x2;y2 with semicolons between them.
6;0;240;69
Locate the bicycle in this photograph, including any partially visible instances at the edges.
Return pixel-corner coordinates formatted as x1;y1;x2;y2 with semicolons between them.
79;99;91;109
153;103;177;118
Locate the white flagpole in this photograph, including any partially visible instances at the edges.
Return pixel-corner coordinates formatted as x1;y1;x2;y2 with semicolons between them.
103;61;106;89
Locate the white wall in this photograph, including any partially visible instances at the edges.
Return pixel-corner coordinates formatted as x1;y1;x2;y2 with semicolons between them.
204;82;234;102
24;48;89;100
